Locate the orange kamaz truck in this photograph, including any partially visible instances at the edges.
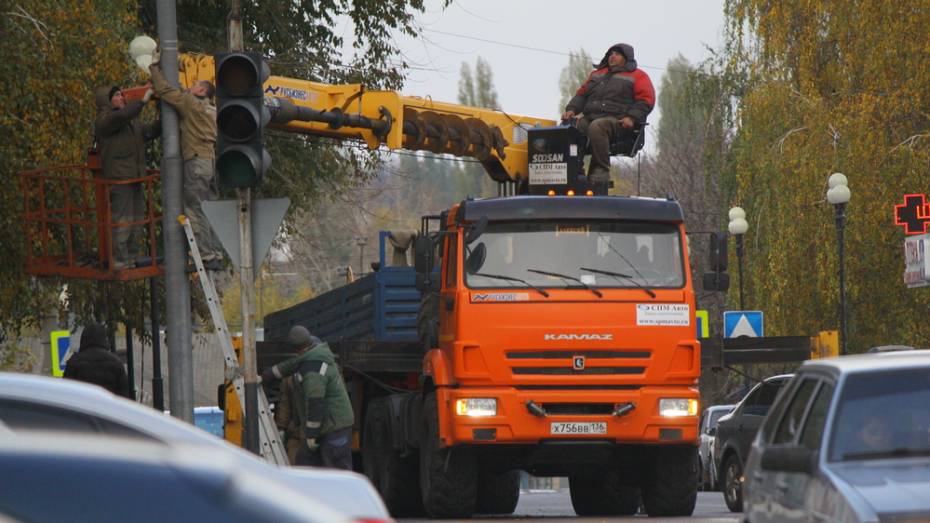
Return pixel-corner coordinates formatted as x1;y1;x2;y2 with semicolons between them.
264;171;706;519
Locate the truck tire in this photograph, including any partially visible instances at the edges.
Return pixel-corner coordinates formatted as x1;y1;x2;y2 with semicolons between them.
641;446;698;517
362;398;422;516
476;470;521;514
569;470;640;516
419;392;477;518
722;452;743;512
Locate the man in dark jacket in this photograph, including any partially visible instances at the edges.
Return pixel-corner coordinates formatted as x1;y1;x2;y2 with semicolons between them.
63;323;131;399
562;43;655;190
261;326;355;469
93;85;160;269
149;50;223;270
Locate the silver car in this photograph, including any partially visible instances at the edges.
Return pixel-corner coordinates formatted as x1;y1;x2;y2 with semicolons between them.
698;404;734;490
743;350;930;523
0;372;390;522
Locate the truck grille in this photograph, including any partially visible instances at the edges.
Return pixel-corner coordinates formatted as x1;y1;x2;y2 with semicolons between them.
506;349;650;376
541;403;614;415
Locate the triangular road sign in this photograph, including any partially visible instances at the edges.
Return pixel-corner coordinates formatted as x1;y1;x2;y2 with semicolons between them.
202;198;290;278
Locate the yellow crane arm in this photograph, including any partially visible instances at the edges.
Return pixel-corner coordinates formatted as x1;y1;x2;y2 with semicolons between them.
178;54;555;182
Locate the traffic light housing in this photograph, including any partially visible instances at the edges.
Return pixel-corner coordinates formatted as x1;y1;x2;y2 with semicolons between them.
215;52;271;188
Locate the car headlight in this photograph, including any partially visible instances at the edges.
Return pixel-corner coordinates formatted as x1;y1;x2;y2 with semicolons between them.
454;398;497;417
659;398;698;417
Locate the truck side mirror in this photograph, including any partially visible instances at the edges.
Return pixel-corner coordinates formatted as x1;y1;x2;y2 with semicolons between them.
414;235;432;274
709;232;728;272
465;243;486;274
464;215;488;245
703;272;730;292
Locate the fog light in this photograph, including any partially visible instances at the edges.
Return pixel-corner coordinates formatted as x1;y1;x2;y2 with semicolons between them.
455;398;497;417
659;398;698;417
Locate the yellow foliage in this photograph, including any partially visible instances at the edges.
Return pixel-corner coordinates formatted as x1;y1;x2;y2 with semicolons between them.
724;0;930;351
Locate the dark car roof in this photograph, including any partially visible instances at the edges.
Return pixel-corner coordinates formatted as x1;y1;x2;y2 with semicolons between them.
799;349;930;376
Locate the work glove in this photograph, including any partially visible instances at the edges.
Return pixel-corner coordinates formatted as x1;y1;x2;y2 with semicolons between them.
151;47;161;66
142;88;155;103
305;437;319;452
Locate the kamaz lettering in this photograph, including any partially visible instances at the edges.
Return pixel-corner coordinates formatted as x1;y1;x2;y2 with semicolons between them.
544;333;613;341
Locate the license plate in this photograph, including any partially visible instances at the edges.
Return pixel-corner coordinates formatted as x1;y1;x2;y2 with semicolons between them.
550;422;607;435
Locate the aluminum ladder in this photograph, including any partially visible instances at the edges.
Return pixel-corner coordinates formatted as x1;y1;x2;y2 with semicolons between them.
180;215;289;466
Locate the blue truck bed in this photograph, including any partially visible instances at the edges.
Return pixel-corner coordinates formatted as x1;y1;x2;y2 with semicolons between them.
264;231;421;344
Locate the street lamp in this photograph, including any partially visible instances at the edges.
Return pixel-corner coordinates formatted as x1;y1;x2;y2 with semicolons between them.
728;207;749;310
826;173;851;355
355;236;368;275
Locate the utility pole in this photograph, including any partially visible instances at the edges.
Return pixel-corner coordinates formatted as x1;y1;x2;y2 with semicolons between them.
228;0;260;455
156;0;194;423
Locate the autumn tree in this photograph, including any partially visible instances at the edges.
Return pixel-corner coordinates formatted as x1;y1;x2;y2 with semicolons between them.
721;0;930;351
557;48;593;113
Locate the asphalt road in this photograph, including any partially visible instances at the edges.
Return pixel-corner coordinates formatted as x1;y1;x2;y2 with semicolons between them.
405;490;740;522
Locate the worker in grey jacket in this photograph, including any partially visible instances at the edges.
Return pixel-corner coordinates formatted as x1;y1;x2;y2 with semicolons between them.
262;326;355;469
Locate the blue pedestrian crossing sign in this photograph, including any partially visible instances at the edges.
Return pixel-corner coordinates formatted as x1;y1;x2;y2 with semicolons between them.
723;311;764;338
50;330;72;377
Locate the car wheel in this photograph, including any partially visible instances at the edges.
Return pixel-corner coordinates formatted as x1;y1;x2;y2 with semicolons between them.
722;453;743;512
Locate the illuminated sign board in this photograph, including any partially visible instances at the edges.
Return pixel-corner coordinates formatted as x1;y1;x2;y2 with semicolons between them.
894;194;930;235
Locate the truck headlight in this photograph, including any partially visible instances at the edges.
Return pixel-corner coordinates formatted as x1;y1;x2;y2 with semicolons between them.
455;398;497;417
659;398;698;417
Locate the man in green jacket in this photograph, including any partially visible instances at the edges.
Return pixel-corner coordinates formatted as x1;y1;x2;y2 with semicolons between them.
262;326;355;469
93;84;160;269
149;50;224;269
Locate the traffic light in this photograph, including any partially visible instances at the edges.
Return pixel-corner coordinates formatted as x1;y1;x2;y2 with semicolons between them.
215;52;271;188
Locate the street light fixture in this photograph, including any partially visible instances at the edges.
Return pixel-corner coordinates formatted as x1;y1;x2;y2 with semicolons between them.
826;173;851;355
728;207;749;310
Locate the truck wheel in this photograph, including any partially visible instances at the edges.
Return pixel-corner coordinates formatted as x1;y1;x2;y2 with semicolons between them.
419;392;477;518
722;453;743;512
641;446;698;517
569;470;639;516
362;398;422;516
476;470;521;514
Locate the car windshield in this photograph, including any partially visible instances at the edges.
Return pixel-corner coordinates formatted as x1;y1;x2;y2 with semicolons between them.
465;221;684;290
829;368;930;461
709;408;732;427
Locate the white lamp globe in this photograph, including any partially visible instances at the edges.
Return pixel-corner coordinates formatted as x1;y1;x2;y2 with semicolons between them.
728;217;749;235
827;185;851;205
728;207;746;220
129;35;157;60
828;172;848;188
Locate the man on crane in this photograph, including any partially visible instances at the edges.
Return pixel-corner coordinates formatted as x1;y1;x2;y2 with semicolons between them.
562;43;655;191
149;49;224;270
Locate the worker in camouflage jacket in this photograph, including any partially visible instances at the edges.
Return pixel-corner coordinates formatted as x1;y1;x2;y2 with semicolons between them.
262;326;355;469
93;84;160;269
148;48;224;270
562;43;655;189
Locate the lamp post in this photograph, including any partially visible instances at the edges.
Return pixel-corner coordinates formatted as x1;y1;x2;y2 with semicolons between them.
728;207;749;310
356;236;368;275
826;173;851;355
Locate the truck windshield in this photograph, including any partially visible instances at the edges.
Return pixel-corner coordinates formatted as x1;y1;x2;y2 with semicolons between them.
465;221;684;290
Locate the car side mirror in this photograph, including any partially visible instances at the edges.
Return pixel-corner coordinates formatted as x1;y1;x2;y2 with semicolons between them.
708;426;717;437
760;446;817;474
465;243;486;275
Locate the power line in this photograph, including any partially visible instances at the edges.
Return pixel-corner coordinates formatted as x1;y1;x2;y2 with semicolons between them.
421;28;691;74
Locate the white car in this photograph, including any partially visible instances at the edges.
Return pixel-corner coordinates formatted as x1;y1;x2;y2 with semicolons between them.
697;404;734;490
0;372;390;522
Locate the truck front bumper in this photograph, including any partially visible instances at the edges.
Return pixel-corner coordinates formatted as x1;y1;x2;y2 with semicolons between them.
438;385;698;446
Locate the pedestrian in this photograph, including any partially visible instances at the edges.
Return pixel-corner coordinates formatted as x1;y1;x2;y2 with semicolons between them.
261;326;355;470
63;323;132;399
93;84;160;269
562;43;655;191
149;49;224;270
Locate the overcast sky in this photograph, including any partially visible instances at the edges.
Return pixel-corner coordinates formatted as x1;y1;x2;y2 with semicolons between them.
387;0;727;121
